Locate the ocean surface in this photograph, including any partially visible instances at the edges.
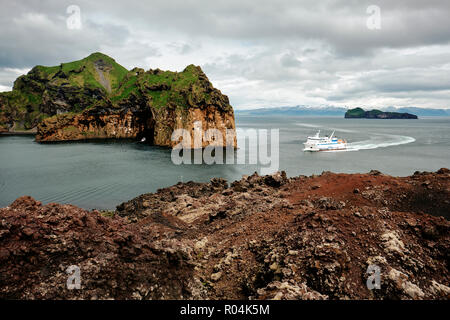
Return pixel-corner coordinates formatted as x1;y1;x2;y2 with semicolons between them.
1;116;449;209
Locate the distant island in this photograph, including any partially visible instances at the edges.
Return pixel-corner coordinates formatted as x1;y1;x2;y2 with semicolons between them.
235;106;449;117
345;107;418;119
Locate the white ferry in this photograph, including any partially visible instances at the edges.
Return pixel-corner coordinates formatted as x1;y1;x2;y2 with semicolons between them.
303;130;347;152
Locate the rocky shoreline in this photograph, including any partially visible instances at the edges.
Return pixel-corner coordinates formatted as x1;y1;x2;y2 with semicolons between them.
0;131;36;135
0;169;449;299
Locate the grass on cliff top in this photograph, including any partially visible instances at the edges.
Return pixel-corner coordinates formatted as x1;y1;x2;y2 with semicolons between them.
346;108;386;117
29;52;128;94
0;53;228;129
112;75;141;102
32;65;60;79
63;53;128;92
111;64;204;109
345;107;365;117
143;65;199;89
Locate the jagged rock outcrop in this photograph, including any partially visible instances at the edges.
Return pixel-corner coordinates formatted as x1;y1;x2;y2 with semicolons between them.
0;196;196;299
0;53;236;148
1;169;449;299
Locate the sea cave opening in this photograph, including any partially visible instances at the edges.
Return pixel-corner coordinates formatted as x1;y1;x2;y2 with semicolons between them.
136;109;155;144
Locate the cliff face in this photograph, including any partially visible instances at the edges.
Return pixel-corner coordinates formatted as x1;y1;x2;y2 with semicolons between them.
345;107;418;119
36;104;236;148
0;53;118;132
1;53;236;148
1;169;449;299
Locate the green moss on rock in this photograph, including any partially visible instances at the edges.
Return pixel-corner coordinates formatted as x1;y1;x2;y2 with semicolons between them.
0;52;234;136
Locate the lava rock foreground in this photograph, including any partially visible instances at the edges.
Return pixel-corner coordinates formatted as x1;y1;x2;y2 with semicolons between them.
1;169;449;299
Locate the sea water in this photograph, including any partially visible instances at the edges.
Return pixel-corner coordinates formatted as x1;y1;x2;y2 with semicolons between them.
1;116;449;209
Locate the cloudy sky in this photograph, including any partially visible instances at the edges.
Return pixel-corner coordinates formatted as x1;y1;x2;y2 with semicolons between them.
1;0;449;109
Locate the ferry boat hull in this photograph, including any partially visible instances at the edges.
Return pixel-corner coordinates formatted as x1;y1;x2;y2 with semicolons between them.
303;145;347;152
303;130;347;152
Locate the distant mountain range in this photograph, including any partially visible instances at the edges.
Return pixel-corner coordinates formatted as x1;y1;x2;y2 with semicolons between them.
235;105;450;116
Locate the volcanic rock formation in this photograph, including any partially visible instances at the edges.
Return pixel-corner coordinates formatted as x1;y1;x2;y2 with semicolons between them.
0;169;449;299
0;53;236;148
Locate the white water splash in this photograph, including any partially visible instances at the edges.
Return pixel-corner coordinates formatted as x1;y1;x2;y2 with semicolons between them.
296;122;321;129
296;123;416;152
347;134;416;151
319;134;416;152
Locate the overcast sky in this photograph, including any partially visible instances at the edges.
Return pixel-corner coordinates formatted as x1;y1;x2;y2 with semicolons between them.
1;0;449;109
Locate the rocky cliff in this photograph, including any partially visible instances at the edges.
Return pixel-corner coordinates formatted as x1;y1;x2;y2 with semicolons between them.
0;53;236;148
1;169;449;299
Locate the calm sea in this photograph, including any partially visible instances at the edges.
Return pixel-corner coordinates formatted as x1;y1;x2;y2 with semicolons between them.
1;116;449;209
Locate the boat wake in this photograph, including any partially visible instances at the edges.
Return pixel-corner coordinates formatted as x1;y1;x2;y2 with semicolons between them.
319;134;415;152
347;134;415;151
295;123;415;152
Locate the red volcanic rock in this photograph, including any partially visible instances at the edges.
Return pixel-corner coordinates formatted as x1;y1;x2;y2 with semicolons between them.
0;197;196;299
1;170;449;300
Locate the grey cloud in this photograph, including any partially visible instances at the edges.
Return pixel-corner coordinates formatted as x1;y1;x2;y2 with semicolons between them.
97;0;450;55
0;0;449;108
280;52;302;68
0;0;135;68
166;42;197;55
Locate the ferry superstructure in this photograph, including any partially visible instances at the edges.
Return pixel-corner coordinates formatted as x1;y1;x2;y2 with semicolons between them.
303;130;347;152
